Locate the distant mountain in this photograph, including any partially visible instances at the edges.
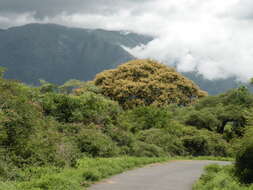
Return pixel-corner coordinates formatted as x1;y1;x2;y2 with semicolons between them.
0;23;250;94
0;23;152;85
182;72;252;95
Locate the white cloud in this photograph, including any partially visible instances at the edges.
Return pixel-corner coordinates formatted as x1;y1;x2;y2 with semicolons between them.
1;0;253;82
0;12;37;28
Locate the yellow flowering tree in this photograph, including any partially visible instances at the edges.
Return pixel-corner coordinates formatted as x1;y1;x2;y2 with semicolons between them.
94;59;207;108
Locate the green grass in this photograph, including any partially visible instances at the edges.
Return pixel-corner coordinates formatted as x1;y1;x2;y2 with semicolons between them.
0;157;170;190
0;156;234;190
193;164;253;190
172;156;234;161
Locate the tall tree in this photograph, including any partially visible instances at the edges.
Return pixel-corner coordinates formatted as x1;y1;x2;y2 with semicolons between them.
94;59;207;108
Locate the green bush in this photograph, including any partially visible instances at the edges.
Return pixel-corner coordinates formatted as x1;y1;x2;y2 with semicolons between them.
0;158;19;181
137;129;185;156
189;87;253;136
104;126;136;155
0;78;62;167
119;106;173;133
193;164;249;190
131;141;167;157
182;127;231;156
75;129;120;157
185;109;220;131
236;137;253;184
40;92;121;125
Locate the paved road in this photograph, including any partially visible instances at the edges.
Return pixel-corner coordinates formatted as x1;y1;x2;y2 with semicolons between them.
88;160;230;190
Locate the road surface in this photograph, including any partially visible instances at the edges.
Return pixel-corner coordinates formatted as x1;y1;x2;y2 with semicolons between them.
88;160;230;190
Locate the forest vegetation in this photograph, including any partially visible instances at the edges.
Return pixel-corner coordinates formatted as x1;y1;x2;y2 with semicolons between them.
0;59;252;189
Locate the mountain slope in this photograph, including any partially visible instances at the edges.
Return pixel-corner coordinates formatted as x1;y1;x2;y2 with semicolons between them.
0;23;250;94
182;72;251;95
0;24;151;85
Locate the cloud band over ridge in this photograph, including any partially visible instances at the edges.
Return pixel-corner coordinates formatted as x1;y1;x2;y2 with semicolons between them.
0;0;253;82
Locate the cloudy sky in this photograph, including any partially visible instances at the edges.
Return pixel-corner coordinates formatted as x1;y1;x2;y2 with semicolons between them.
0;0;253;81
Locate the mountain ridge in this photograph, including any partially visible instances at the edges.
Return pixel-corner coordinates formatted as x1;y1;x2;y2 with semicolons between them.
0;23;151;85
0;23;251;94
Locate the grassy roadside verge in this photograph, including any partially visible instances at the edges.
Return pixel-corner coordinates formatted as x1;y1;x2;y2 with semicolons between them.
0;156;234;190
193;164;253;190
0;157;170;190
172;156;234;162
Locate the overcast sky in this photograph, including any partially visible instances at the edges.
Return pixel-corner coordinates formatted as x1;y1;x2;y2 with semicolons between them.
0;0;253;82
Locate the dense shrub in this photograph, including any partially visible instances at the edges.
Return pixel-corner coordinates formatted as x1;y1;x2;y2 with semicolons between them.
182;127;231;156
0;156;19;181
131;141;167;157
75;129;120;157
186;87;253;136
40;92;121;125
0;78;81;169
119;106;174;133
137;129;185;156
74;81;102;95
193;164;247;190
0;79;56;167
235;129;253;184
185;109;220;131
104;126;136;155
220;86;253;108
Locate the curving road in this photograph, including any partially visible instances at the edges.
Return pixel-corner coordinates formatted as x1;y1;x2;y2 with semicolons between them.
88;160;230;190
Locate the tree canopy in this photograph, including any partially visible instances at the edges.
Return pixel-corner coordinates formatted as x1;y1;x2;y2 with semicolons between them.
94;59;207;108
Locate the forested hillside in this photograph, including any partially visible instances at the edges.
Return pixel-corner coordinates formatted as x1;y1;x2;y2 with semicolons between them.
0;60;252;189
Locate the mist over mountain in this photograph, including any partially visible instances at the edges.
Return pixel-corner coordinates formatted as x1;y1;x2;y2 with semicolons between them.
0;23;250;94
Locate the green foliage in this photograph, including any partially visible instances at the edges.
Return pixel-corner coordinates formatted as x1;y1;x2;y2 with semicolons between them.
182;127;231;157
0;78;78;168
220;86;253;108
0;157;170;190
40;92;121;125
184;87;253;136
185;109;220;131
137;129;185;156
0;67;6;78
119;106;173;132
1;65;252;187
235;128;253;184
131;141;167;157
194;164;253;190
0;158;19;181
94;59;207;108
74;81;102;95
39;79;59;93
0;79;44;166
75;129;120;157
59;79;85;94
104;126;136;155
